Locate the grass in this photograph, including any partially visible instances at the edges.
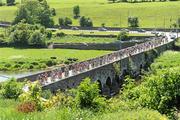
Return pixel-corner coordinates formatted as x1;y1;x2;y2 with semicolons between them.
0;48;111;71
49;36;118;43
151;50;180;70
55;29;154;36
0;0;180;28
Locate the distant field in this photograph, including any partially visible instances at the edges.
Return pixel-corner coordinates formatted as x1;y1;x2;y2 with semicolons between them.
55;29;154;36
0;48;111;61
49;36;117;43
0;0;180;28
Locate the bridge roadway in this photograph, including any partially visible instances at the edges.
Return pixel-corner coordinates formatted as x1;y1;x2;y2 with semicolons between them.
16;34;175;89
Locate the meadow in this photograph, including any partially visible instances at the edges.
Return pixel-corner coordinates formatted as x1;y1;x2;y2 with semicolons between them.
0;48;111;71
0;0;180;28
55;29;154;36
49;36;117;43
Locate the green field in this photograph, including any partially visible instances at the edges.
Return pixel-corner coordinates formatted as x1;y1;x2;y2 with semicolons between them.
0;0;180;28
55;29;154;36
50;36;117;43
0;48;111;71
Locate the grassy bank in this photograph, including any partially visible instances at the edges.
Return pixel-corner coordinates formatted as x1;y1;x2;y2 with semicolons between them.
0;0;180;28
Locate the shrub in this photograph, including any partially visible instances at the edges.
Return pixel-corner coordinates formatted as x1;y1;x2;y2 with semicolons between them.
117;31;129;41
51;8;56;16
58;18;64;26
6;0;15;6
73;5;80;18
29;31;46;47
2;78;23;99
64;17;72;26
46;30;52;39
41;90;52;99
45;59;57;67
72;78;107;111
79;16;93;27
56;32;65;37
19;81;44;111
120;67;180;119
17;101;37;113
44;91;73;109
128;17;139;28
9;21;48;47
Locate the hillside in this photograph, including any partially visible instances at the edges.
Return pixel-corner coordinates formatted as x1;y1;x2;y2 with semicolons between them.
0;0;180;28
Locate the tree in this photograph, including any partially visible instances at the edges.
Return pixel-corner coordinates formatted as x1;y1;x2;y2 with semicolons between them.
13;0;54;27
72;78;106;111
13;5;30;25
58;18;64;26
128;17;139;28
117;31;129;41
79;16;93;27
29;31;45;47
6;0;15;6
64;17;72;26
51;8;56;16
58;17;72;27
73;5;80;18
9;21;47;47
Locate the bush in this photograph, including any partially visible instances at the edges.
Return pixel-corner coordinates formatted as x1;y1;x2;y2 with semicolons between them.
9;21;48;47
121;67;180;119
72;78;107;111
58;17;72;27
2;78;23;99
58;18;64;26
64;17;72;26
29;31;46;47
51;8;56;16
6;0;15;6
117;31;129;41
41;90;52;99
73;5;80;18
128;17;139;28
19;81;44;111
17;101;37;113
46;30;52;39
56;32;65;37
79;16;93;27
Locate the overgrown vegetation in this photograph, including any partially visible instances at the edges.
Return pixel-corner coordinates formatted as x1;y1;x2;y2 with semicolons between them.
9;21;47;47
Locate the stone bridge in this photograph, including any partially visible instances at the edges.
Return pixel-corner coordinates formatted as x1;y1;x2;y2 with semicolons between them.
18;36;175;96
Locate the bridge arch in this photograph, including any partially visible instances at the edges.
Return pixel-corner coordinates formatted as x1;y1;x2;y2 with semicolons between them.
97;80;102;94
106;77;112;91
